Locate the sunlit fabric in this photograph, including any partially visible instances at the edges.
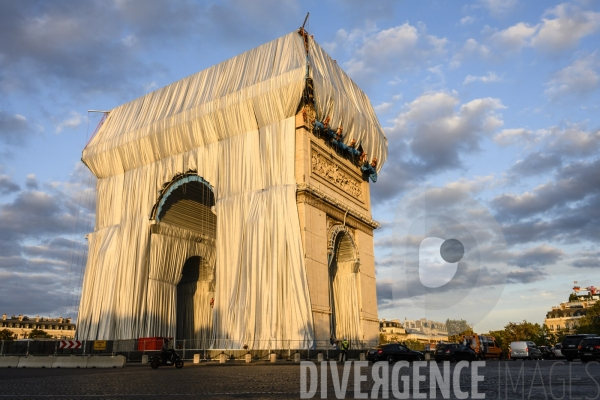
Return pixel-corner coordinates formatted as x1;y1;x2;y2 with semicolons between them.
76;32;387;348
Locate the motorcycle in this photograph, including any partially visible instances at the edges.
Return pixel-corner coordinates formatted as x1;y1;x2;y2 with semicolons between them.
150;351;184;369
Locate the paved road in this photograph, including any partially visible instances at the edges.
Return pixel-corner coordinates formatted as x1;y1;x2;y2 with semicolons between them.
0;359;599;399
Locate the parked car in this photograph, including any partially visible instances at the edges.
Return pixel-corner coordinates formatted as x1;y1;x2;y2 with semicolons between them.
562;334;597;361
367;344;424;363
578;337;600;362
539;345;555;359
509;341;542;360
462;335;504;359
434;343;477;362
554;343;564;358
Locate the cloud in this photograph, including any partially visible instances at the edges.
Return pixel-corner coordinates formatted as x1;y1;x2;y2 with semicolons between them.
0;164;96;317
393;93;505;170
493;158;600;245
508;244;564;268
55;111;85;133
506;269;547;284
372;93;505;202
0;110;35;146
489;22;538;52
531;3;600;54
545;53;600;99
478;0;518;17
374;102;394;114
463;71;502;85
25;174;38;190
0;1;303;97
571;252;600;268
0;174;20;195
493;128;546;146
450;38;492;68
445;175;497;194
508;151;563;177
459;16;475;26
339;23;447;79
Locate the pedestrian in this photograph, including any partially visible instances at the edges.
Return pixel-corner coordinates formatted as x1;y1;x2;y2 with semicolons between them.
330;335;336;348
340;337;349;362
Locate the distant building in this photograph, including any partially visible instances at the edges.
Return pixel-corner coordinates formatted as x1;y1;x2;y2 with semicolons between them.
379;317;448;344
1;314;76;339
379;319;406;342
545;296;598;333
402;318;448;344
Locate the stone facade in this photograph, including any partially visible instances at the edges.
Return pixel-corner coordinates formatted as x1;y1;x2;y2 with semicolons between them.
1;314;76;339
294;113;379;347
545;296;598;333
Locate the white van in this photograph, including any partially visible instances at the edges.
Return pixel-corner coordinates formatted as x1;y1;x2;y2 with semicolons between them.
510;341;542;360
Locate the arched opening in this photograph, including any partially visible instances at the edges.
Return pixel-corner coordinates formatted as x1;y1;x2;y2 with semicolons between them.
176;256;214;343
329;228;362;345
147;172;217;343
154;174;216;238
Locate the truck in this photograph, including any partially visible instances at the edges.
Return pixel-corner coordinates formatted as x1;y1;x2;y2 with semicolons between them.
463;335;504;360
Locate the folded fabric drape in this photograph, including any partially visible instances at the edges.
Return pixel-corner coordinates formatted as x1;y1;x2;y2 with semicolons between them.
77;31;386;348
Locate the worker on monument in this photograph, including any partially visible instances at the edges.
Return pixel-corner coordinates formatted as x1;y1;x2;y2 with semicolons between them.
340;338;350;362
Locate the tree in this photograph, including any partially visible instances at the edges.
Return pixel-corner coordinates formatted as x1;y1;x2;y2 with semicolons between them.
27;329;52;339
378;333;388;345
569;293;579;302
446;319;474;343
0;329;15;341
577;301;600;334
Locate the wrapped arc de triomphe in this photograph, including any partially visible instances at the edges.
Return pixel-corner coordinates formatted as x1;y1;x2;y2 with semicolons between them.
76;30;388;350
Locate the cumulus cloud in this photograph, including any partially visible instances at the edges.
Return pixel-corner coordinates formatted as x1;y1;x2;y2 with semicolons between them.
545;53;600;99
508;151;563;177
55;111;85;133
460;16;475;26
493;157;600;246
571;252;600;268
531;3;600;54
372;92;505;202
0;164;95;317
338;22;447;79
445;175;497;194
493;128;547;146
450;38;492;68
0;174;20;195
489;22;538;52
0;110;35;146
392;93;504;170
508;244;564;268
463;71;502;85
0;0;303;97
479;0;518;17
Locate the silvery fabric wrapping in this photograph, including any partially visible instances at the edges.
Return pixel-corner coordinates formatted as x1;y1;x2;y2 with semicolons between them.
77;32;387;347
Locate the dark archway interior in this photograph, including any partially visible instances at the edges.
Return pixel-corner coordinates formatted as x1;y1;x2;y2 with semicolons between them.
158;181;216;237
329;232;356;337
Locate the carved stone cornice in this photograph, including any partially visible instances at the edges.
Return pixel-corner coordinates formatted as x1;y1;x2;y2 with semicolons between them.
310;147;363;199
297;183;379;235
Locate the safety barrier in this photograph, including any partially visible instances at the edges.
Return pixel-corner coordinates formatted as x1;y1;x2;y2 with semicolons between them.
1;339;380;364
53;355;89;368
86;355;126;368
0;355;126;368
17;356;56;368
0;356;20;368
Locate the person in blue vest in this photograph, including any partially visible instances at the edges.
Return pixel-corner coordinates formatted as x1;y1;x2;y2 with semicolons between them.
340;338;350;362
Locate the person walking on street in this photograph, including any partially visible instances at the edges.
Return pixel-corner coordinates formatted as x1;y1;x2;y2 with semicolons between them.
340;338;349;362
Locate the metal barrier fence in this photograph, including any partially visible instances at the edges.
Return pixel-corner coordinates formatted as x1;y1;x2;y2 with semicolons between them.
0;339;379;362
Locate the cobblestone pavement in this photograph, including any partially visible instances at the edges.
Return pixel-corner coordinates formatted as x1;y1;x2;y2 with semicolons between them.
0;359;599;399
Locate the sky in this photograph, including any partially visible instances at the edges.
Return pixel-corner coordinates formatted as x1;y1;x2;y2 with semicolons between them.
0;0;599;334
